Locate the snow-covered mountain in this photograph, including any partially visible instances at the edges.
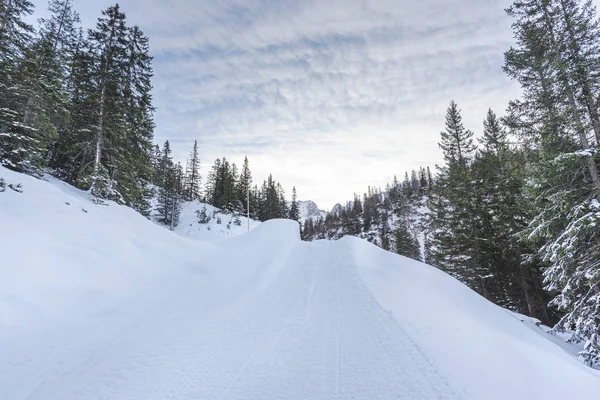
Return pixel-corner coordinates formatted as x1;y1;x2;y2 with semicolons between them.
2;165;600;399
297;200;326;223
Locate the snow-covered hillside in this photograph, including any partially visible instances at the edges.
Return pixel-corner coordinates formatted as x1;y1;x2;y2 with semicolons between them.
1;165;600;399
170;201;260;241
297;199;326;223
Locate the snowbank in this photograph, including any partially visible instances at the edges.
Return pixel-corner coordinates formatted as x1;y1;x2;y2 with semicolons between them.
1;166;600;399
351;237;600;399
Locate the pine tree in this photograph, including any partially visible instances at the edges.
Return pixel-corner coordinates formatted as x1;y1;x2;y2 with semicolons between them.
87;4;129;201
155;140;180;227
430;101;480;288
117;24;155;211
0;0;42;172
237;155;252;214
289;186;300;222
505;0;600;365
38;0;81;172
439;100;476;165
394;221;420;260
185;140;201;201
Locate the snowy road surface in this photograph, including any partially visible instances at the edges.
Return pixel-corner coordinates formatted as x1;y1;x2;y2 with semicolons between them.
1;237;460;399
2;166;600;399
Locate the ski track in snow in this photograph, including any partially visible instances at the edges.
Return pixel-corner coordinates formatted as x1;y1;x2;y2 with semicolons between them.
2;239;461;400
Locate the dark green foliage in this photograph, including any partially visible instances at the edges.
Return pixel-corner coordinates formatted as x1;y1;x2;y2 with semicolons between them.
304;175;430;257
0;0;42;172
202;155;294;222
289;186;300;222
154;141;181;227
257;175;289;221
196;205;211;224
184;140;201;201
0;2;157;210
394;222;420;261
205;157;238;213
504;0;600;365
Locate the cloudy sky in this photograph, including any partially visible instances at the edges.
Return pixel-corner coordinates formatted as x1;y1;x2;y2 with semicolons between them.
30;0;523;209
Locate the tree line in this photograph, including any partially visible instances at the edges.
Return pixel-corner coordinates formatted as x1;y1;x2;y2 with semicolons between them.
1;0;155;211
303;168;432;263
0;0;300;228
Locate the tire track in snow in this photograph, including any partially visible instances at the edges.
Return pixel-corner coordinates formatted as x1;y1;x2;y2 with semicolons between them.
334;240;342;400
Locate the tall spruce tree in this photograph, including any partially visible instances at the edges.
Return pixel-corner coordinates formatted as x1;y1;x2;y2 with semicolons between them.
155;140;180;227
0;0;43;172
185;140;201;201
86;4;129;201
289;186;300;222
429;101;483;291
394;221;420;261
237;155;253;214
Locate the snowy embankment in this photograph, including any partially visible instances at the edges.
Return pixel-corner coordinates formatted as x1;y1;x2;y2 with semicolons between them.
1;165;599;399
170;201;260;241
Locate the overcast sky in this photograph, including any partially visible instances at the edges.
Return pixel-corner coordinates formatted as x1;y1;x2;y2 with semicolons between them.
30;0;524;209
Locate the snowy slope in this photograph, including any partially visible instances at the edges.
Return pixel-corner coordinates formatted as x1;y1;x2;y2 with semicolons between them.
1;165;600;400
169;200;260;241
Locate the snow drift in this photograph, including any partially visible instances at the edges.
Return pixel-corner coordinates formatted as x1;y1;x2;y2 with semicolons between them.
1;165;599;399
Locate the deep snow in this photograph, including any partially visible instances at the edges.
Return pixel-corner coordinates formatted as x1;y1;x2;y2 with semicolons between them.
1;166;600;399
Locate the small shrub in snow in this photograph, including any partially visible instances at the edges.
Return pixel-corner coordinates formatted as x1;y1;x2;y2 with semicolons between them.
216;216;222;224
233;215;241;226
0;178;5;192
196;206;211;224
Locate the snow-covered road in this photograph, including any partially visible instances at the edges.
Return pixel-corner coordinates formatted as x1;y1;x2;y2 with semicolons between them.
2;236;460;399
2;166;600;399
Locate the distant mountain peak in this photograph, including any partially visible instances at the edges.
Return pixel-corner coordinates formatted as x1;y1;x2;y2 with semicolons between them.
298;200;326;223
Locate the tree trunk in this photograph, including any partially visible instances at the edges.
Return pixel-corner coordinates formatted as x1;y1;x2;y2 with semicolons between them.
542;5;600;192
92;83;106;181
559;0;600;145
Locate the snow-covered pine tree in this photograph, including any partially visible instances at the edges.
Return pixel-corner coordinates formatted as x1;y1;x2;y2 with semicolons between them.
117;24;155;212
86;5;126;199
505;0;600;365
0;0;43;172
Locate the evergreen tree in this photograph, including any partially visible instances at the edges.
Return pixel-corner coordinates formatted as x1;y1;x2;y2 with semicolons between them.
237;155;253;215
185;140;201;201
394;222;420;261
0;0;42;172
38;0;81;172
86;4;130;201
429;101;481;289
289;186;300;222
505;0;600;365
439;100;476;165
155;140;181;227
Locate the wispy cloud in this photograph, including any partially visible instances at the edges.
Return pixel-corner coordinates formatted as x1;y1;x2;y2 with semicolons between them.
32;0;525;208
